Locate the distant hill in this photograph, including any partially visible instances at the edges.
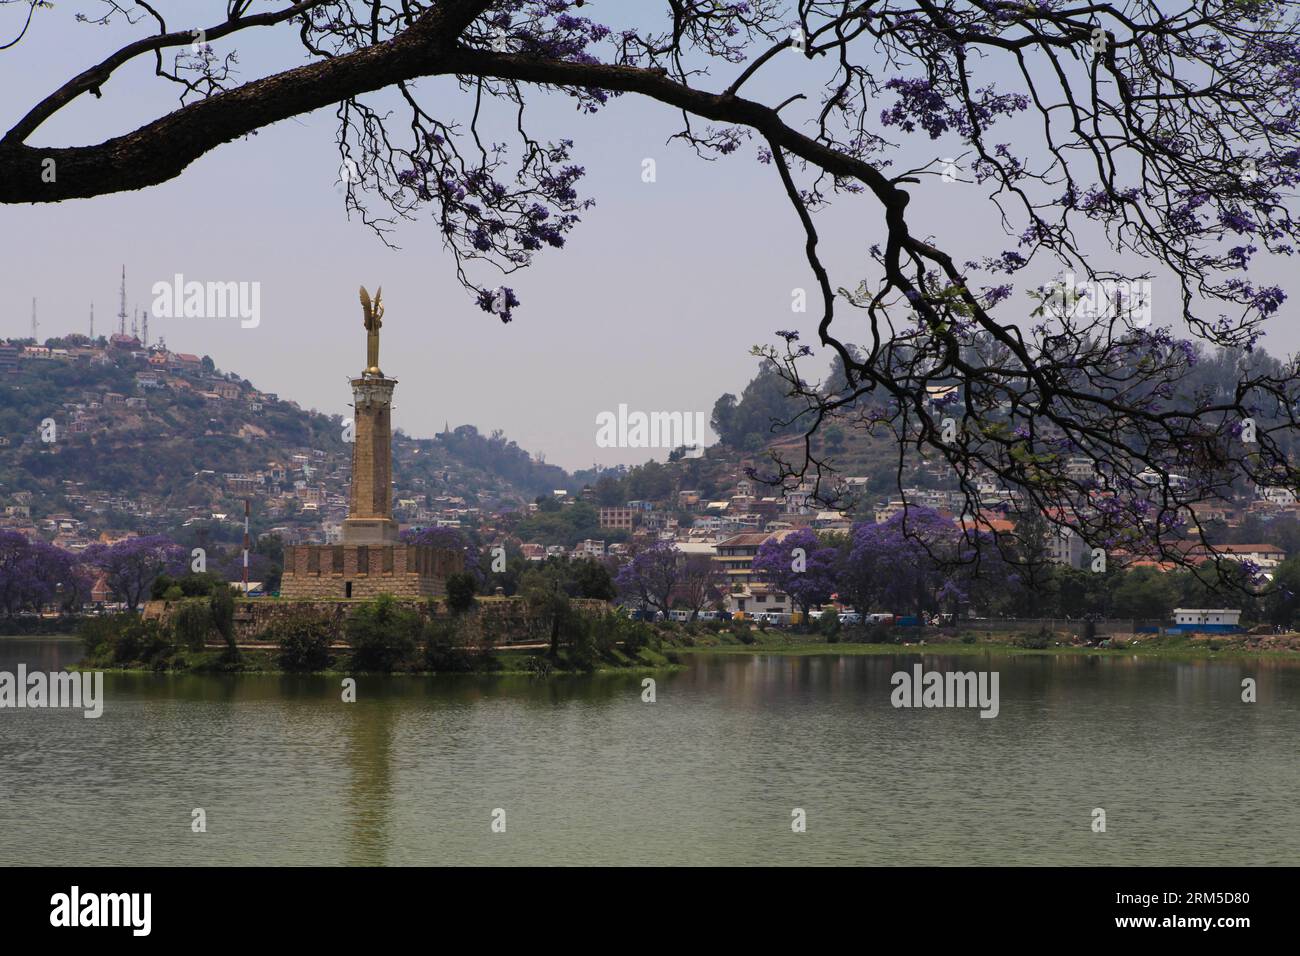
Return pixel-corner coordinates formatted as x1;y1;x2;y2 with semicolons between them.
0;338;577;542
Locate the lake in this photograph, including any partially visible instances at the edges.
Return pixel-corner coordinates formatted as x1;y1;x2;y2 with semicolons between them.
1;637;1297;865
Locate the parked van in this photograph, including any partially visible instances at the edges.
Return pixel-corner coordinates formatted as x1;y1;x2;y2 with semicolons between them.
838;611;862;625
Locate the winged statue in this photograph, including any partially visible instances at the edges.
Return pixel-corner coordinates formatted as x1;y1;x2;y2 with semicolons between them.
359;285;383;375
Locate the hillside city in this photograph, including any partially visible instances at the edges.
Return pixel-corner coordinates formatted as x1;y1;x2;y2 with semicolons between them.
3;325;1299;628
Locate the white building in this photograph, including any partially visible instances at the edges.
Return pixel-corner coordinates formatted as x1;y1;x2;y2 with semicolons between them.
1173;608;1241;628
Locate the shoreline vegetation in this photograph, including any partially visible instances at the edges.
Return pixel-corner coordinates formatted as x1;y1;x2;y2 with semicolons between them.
67;592;675;677
18;601;1299;675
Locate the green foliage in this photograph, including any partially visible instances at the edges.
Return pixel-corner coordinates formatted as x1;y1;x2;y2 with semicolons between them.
711;361;806;448
564;616;600;672
524;654;554;677
272;612;334;672
1016;627;1054;649
445;572;478;614
816;610;841;640
151;571;226;600
511;500;608;548
173;600;213;650
346;594;419;672
571;559;616;600
77;613;175;667
209;585;237;658
421;618;477;672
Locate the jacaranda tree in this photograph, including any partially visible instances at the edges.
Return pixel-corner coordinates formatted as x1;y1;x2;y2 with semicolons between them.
752;527;838;615
5;1;1299;591
83;534;186;610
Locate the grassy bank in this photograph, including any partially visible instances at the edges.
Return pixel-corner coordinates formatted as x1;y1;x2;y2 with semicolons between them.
664;626;1300;661
73;642;681;676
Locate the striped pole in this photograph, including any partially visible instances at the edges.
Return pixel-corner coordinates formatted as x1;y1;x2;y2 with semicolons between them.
243;499;250;594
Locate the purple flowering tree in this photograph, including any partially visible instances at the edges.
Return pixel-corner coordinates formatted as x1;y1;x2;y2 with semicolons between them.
0;531;82;617
752;529;838;616
614;541;680;618
83;535;186;610
841;508;976;618
4;2;1300;591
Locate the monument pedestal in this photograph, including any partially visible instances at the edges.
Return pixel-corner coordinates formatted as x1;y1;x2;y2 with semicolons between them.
341;517;401;545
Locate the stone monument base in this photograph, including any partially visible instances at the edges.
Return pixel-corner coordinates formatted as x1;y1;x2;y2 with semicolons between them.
279;543;463;600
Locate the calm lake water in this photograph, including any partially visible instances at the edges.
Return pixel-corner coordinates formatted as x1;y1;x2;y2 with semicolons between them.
1;636;1297;866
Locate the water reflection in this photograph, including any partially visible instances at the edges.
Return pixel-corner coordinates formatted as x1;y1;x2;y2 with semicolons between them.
1;639;1297;865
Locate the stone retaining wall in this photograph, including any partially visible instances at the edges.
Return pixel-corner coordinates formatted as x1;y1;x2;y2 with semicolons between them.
141;594;611;644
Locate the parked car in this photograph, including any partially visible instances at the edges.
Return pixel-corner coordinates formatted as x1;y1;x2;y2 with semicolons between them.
838;612;862;625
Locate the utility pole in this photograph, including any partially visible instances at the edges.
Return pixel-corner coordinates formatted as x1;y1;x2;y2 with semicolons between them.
242;499;251;594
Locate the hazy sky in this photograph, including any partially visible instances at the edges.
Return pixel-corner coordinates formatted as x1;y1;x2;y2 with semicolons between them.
3;3;1297;471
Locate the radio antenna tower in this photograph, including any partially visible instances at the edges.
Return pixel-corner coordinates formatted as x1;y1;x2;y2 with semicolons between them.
89;302;94;339
142;307;149;348
31;298;37;343
117;265;128;336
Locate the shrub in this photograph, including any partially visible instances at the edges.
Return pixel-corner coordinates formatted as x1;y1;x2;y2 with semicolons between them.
273;614;334;672
960;633;977;645
78;614;122;657
162;585;185;601
817;611;841;641
209;586;237;659
525;655;554;677
78;614;174;667
173;600;213;651
621;619;651;656
1016;627;1053;649
590;613;621;656
421;618;475;673
564;616;600;672
445;573;478;614
346;594;419;672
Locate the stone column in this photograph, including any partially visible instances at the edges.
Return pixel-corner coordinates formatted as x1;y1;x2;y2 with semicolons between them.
343;375;400;544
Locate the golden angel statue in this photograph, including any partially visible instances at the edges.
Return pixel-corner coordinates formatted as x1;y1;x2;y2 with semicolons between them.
359;285;384;375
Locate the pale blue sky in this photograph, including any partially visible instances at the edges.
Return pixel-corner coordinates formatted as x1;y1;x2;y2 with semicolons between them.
2;3;1296;470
